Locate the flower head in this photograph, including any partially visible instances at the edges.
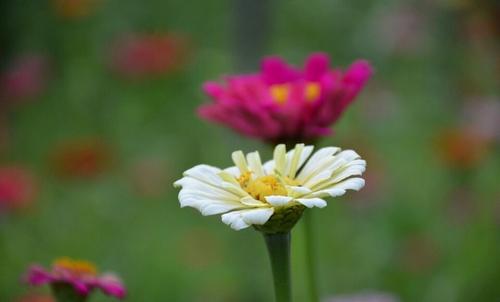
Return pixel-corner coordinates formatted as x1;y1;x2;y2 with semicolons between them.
109;33;189;79
50;138;111;179
174;144;365;233
198;53;373;144
0;55;49;105
0;165;38;212
24;258;126;299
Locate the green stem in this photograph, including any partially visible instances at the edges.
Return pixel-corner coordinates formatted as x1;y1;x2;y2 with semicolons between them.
264;232;292;302
51;283;87;302
303;211;319;302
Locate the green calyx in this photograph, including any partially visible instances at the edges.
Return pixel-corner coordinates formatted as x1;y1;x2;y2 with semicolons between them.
255;203;306;234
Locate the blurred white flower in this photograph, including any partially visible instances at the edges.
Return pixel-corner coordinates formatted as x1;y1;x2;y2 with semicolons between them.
174;144;366;231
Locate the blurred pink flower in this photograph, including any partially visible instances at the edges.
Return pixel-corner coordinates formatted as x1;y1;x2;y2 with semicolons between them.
461;97;500;142
198;53;373;144
109;33;189;79
0;55;48;104
24;258;126;299
0;165;38;211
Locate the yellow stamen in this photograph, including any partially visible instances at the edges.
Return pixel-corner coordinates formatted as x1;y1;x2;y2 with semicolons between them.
270;84;290;104
54;257;97;276
304;82;321;102
237;171;252;187
243;175;287;202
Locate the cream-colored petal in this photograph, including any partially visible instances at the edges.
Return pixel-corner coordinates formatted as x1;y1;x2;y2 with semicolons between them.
246;151;264;177
265;195;293;207
273;144;287;176
221;208;274;230
223;166;240;177
296;147;340;183
286;185;312;197
240;196;267;207
296;198;327;208
311;178;365;198
286;143;304;179
232;150;249;174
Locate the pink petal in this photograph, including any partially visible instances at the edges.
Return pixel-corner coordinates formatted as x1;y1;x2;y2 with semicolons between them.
260;56;300;84
97;275;126;299
304;52;330;81
202;81;225;99
24;266;54;286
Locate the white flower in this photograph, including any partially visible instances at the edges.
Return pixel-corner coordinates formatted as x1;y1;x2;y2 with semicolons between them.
174;144;366;231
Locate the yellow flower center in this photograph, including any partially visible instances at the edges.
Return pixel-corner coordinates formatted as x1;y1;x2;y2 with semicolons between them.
242;175;288;202
305;82;321;102
54;257;97;276
269;84;290;104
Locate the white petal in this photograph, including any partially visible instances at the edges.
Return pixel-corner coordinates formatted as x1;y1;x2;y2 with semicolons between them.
240;208;274;225
296;147;340;183
262;159;275;175
273;144;287;176
246;151;265;177
286;143;304;179
286;185;312;197
232;150;249;173
223;166;240;177
264;195;293;207
312;178;365;198
240;196;267;207
296;198;327;208
221;212;250;230
221;208;274;230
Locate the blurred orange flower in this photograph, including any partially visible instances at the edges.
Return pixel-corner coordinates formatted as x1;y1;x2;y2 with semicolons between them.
50;138;112;178
0;165;38;211
109;33;190;79
435;128;491;170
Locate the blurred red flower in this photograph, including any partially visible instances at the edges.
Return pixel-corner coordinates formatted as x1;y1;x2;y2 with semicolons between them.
50;138;112;179
109;33;189;79
0;166;38;211
0;55;49;105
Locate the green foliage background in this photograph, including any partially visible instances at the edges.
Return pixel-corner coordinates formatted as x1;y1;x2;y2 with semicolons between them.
1;0;499;301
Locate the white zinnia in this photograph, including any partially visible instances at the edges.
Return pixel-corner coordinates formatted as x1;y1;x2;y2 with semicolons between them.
174;144;366;231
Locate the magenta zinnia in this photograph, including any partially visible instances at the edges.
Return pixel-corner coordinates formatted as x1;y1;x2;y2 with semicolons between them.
198;53;373;144
24;258;126;299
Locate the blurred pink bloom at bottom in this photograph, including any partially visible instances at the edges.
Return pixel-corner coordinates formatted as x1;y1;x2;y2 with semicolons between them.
0;166;37;211
24;258;126;299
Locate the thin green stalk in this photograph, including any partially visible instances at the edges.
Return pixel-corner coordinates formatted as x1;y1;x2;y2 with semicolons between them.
264;232;292;302
303;211;319;302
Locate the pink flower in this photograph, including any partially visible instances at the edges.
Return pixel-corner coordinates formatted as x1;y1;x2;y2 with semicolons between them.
0;166;38;211
198;53;373;144
24;258;126;299
0;55;48;104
